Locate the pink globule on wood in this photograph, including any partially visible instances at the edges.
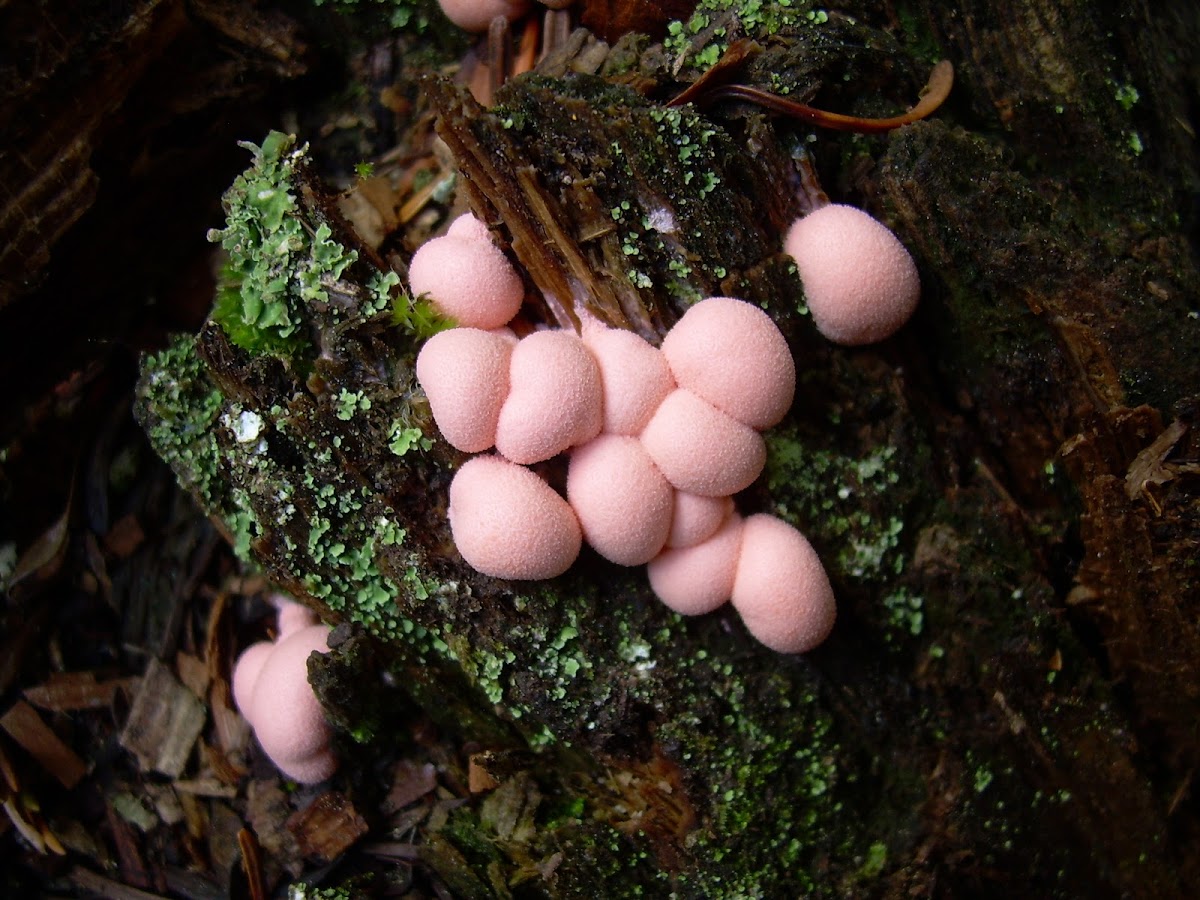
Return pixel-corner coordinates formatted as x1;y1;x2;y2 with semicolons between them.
783;204;920;346
448;455;582;580
730;514;836;653
647;512;745;615
666;491;734;549
580;322;676;436
567;435;674;566
416;327;513;453
640;388;766;497
232;617;338;784
408;230;524;330
494;330;604;464
661;296;796;430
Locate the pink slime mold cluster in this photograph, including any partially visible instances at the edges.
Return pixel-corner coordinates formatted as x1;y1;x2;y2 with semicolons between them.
231;595;338;783
412;214;841;654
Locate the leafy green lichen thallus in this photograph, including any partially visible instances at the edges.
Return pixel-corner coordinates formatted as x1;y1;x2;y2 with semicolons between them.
208;131;448;357
207;132;348;357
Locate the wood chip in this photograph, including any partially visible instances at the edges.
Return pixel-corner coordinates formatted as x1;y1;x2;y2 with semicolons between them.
175;652;210;700
119;658;206;778
105;799;155;890
171;778;237;798
287;790;368;861
69;866;170;900
245;778;302;876
382;760;438;814
237;828;267;900
0;699;87;788
25;670;136;712
209;682;250;761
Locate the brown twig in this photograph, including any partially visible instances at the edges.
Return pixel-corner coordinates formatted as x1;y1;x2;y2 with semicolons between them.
672;59;955;134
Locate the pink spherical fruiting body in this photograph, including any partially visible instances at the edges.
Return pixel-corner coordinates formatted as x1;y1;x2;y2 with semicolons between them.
581;322;676;436
730;514;836;653
567;435;673;566
445;212;494;243
448;455;582;579
231;612;338;784
408;231;524;330
783;204;920;346
647;512;744;615
640;389;766;497
416;327;513;452
437;0;532;32
495;330;603;464
666;491;734;549
661;296;795;430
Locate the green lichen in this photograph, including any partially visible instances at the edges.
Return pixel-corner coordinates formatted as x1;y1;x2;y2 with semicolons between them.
208;132;357;357
387;423;432;456
881;586;925;639
136;335;226;506
208;133;447;357
664;0;828;71
766;431;910;583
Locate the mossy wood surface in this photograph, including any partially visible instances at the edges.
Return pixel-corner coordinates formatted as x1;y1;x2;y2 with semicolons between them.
133;1;1199;896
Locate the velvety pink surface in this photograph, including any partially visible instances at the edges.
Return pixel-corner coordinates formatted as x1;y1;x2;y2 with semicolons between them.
581;322;675;435
231;641;272;715
640;389;766;497
647;512;744;615
273;598;317;637
661;296;795;429
416;327;513;452
567;435;673;566
446;212;493;243
495;330;603;464
232;623;337;783
783;204;920;346
448;455;582;579
437;0;531;31
408;233;523;330
666;491;734;549
730;514;836;653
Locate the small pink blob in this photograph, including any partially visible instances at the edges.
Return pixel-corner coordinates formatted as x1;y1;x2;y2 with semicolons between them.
647;512;745;615
274;597;317;637
495;330;604;465
231;641;273;715
730;514;836;653
581;322;675;436
232;605;338;784
445;212;494;243
640;389;766;497
416;327;513;453
666;491;734;549
448;455;582;580
661;296;796;430
567;435;673;566
436;0;532;32
783;204;920;346
408;231;524;330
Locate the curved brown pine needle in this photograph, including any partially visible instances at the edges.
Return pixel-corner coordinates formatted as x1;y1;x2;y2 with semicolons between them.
672;59;955;134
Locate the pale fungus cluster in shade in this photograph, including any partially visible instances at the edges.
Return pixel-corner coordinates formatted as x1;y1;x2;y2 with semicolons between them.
412;203;923;654
231;596;338;783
